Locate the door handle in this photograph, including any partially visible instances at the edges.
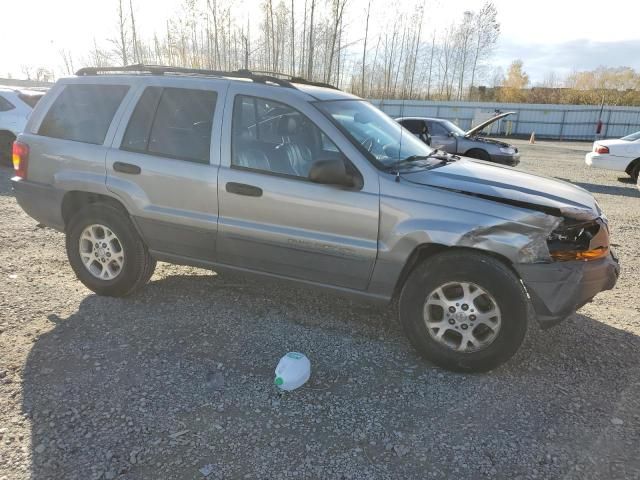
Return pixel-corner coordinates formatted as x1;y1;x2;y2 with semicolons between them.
226;182;263;197
113;161;141;174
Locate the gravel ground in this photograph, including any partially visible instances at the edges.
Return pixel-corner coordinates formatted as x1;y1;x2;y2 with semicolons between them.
1;139;639;480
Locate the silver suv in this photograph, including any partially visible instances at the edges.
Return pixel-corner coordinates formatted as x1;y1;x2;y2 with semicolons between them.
11;65;618;372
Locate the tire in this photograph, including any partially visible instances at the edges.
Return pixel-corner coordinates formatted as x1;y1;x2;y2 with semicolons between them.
464;148;490;161
0;132;15;167
630;162;640;182
399;250;528;373
66;203;156;297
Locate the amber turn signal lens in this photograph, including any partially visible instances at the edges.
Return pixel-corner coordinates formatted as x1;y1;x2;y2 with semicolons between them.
550;246;609;262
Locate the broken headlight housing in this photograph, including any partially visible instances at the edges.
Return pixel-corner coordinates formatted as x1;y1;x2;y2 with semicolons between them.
547;218;609;262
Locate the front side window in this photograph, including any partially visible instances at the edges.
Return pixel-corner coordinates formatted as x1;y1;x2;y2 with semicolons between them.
39;84;129;144
231;95;341;178
315;100;434;168
429;122;450;136
439;120;466;136
122;87;217;164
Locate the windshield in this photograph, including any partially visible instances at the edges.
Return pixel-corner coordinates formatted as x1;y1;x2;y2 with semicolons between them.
621;131;640;142
441;120;467;136
314;100;434;167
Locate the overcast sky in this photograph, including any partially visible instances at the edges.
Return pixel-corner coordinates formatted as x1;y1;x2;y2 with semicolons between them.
1;0;638;83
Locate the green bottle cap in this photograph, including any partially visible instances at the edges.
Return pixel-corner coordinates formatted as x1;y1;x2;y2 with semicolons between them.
274;377;284;386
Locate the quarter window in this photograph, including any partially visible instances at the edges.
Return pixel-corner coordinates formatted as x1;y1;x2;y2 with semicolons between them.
231;95;340;178
122;87;217;164
0;95;15;112
39;84;129;144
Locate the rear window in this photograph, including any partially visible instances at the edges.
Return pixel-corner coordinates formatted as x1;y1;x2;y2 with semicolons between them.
39;84;129;145
18;92;44;108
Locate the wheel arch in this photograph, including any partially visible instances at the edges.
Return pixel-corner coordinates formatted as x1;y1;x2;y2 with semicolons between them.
463;147;490;159
625;157;640;177
392;244;520;299
61;191;130;230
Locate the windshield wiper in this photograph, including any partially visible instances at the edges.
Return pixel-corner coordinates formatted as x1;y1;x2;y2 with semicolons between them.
384;150;458;172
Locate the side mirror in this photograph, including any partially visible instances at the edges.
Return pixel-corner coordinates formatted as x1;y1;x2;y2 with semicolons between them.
309;158;359;188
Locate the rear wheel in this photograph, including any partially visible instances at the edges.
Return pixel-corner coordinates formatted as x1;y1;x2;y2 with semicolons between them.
464;149;490;161
399;251;528;372
66;203;156;296
0;132;15;167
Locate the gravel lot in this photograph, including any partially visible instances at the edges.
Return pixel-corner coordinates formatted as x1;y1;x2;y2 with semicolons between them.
1;139;639;480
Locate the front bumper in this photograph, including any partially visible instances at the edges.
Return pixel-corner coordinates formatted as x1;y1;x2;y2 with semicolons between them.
12;177;65;231
515;252;619;328
490;153;520;167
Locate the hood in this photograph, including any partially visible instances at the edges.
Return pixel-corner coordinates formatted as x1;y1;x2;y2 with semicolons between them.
465;112;515;138
402;158;599;221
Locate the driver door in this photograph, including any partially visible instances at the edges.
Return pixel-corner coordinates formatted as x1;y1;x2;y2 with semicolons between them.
216;89;379;290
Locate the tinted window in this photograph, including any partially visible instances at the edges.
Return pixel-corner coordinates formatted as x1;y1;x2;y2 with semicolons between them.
123;87;217;164
0;95;15;112
39;84;129;144
231;95;340;178
401;119;423;134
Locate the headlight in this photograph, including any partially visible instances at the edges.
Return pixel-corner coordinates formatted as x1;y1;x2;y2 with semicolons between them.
499;147;516;155
547;218;610;262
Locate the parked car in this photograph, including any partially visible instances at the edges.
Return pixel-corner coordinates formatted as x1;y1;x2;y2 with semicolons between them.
12;65;618;372
396;113;520;166
0;87;45;165
585;130;640;181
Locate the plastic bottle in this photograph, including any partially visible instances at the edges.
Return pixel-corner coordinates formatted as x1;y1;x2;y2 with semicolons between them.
274;352;311;391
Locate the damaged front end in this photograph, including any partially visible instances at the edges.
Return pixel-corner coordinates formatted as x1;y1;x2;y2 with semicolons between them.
515;212;619;328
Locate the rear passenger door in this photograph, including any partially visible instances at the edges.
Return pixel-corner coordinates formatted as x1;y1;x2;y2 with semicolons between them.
107;79;224;261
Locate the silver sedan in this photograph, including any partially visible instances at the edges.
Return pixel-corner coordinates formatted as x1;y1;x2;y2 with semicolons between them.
397;112;520;166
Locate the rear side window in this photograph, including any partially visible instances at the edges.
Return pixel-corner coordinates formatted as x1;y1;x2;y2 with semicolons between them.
0;95;15;112
122;87;217;164
39;84;129;144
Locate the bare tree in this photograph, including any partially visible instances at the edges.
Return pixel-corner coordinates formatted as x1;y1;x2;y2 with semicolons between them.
59;50;75;75
360;0;371;96
468;1;499;99
307;0;316;79
111;0;129;65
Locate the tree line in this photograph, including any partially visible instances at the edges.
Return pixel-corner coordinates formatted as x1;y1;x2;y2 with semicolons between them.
58;0;500;101
486;61;640;106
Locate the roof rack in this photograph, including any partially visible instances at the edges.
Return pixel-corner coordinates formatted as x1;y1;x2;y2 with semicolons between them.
74;64;338;90
250;70;339;90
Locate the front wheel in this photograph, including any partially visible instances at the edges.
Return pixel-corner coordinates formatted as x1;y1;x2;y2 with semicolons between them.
66;203;156;296
399;251;528;372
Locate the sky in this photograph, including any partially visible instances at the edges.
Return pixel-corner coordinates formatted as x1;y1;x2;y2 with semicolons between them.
1;0;639;83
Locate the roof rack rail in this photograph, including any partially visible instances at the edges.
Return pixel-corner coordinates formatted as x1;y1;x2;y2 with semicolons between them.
74;64;337;90
250;70;339;90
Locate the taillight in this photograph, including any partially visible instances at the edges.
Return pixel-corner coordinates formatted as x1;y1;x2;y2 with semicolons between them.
594;144;609;154
12;141;29;179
